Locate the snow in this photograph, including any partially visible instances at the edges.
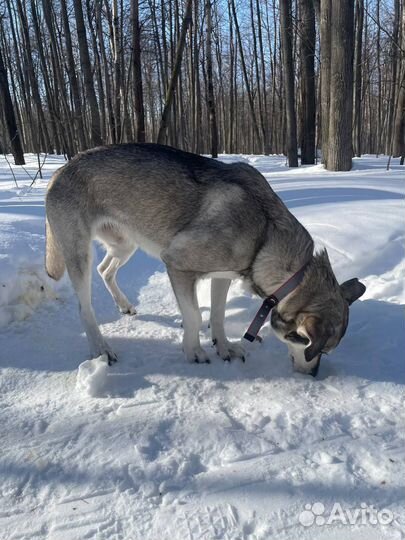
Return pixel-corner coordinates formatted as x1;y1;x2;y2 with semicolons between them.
1;152;404;539
76;356;110;398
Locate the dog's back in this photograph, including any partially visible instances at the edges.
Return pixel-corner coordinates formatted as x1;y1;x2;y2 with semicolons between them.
46;144;282;264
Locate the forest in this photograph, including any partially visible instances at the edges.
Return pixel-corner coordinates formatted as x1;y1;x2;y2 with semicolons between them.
0;0;404;171
0;3;405;537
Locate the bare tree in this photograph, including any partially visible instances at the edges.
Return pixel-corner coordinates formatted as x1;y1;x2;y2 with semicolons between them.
327;0;354;171
60;0;87;150
320;0;331;166
15;0;56;152
111;0;122;142
72;0;102;147
280;0;298;166
157;0;193;144
205;0;218;157
376;0;382;154
131;0;146;142
0;38;24;164
230;0;262;152
393;3;405;159
256;0;270;153
353;0;364;157
299;0;316;164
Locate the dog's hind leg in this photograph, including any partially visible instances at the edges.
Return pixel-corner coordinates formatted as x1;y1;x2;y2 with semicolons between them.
97;246;137;315
210;278;245;361
166;267;209;363
97;253;112;276
65;236;117;364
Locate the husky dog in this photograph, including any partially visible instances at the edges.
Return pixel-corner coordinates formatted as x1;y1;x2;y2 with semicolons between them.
45;144;365;375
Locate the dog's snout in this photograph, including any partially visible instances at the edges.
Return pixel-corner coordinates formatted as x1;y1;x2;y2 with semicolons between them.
309;357;321;377
291;353;321;377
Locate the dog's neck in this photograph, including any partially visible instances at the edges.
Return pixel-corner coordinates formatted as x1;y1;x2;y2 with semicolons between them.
249;221;315;298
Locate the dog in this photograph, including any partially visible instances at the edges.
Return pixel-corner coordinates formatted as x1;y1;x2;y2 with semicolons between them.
45;143;365;375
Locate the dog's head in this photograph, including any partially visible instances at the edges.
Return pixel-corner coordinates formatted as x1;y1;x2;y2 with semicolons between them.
270;250;366;376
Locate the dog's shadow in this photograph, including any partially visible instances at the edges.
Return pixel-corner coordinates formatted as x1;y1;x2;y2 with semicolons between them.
92;297;404;398
1;293;402;397
318;298;404;384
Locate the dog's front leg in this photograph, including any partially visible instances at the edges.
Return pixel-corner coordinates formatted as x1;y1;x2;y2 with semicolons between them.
166;266;209;363
211;278;245;361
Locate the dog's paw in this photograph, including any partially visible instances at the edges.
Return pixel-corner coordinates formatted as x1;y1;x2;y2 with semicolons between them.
100;344;118;365
213;339;246;362
185;346;210;364
119;303;137;315
106;351;118;366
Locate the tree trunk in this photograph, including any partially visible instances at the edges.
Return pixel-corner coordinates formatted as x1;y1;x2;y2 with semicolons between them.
191;0;202;153
112;0;122;142
299;0;316;164
327;0;354;171
72;0;102;147
0;43;25;164
86;0;107;143
250;0;265;154
131;0;146;142
60;0;87;150
256;0;270;154
157;0;193;144
353;0;364;157
376;0;382;155
393;4;405;158
3;0;31;149
230;0;262;152
386;0;400;154
280;0;298;166
320;0;331;166
15;0;56;152
95;0;114;144
205;0;218;157
227;0;235;153
41;0;75;157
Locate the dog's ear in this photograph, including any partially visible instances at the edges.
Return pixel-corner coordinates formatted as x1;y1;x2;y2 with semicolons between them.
299;316;329;363
340;278;366;305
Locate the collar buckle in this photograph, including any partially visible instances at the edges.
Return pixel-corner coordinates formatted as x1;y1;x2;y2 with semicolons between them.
243;295;278;343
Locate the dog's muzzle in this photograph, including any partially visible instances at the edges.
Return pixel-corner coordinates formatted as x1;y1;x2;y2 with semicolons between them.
291;352;321;377
308;356;321;377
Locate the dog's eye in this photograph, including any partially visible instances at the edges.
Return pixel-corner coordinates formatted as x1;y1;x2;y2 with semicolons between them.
285;331;310;345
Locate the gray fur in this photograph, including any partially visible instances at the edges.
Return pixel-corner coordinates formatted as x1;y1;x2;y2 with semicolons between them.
45;143;365;372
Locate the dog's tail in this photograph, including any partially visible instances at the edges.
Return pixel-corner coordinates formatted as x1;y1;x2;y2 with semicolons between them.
45;218;65;280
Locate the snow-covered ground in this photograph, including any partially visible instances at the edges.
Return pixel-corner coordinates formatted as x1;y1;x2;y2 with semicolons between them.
0;152;404;540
